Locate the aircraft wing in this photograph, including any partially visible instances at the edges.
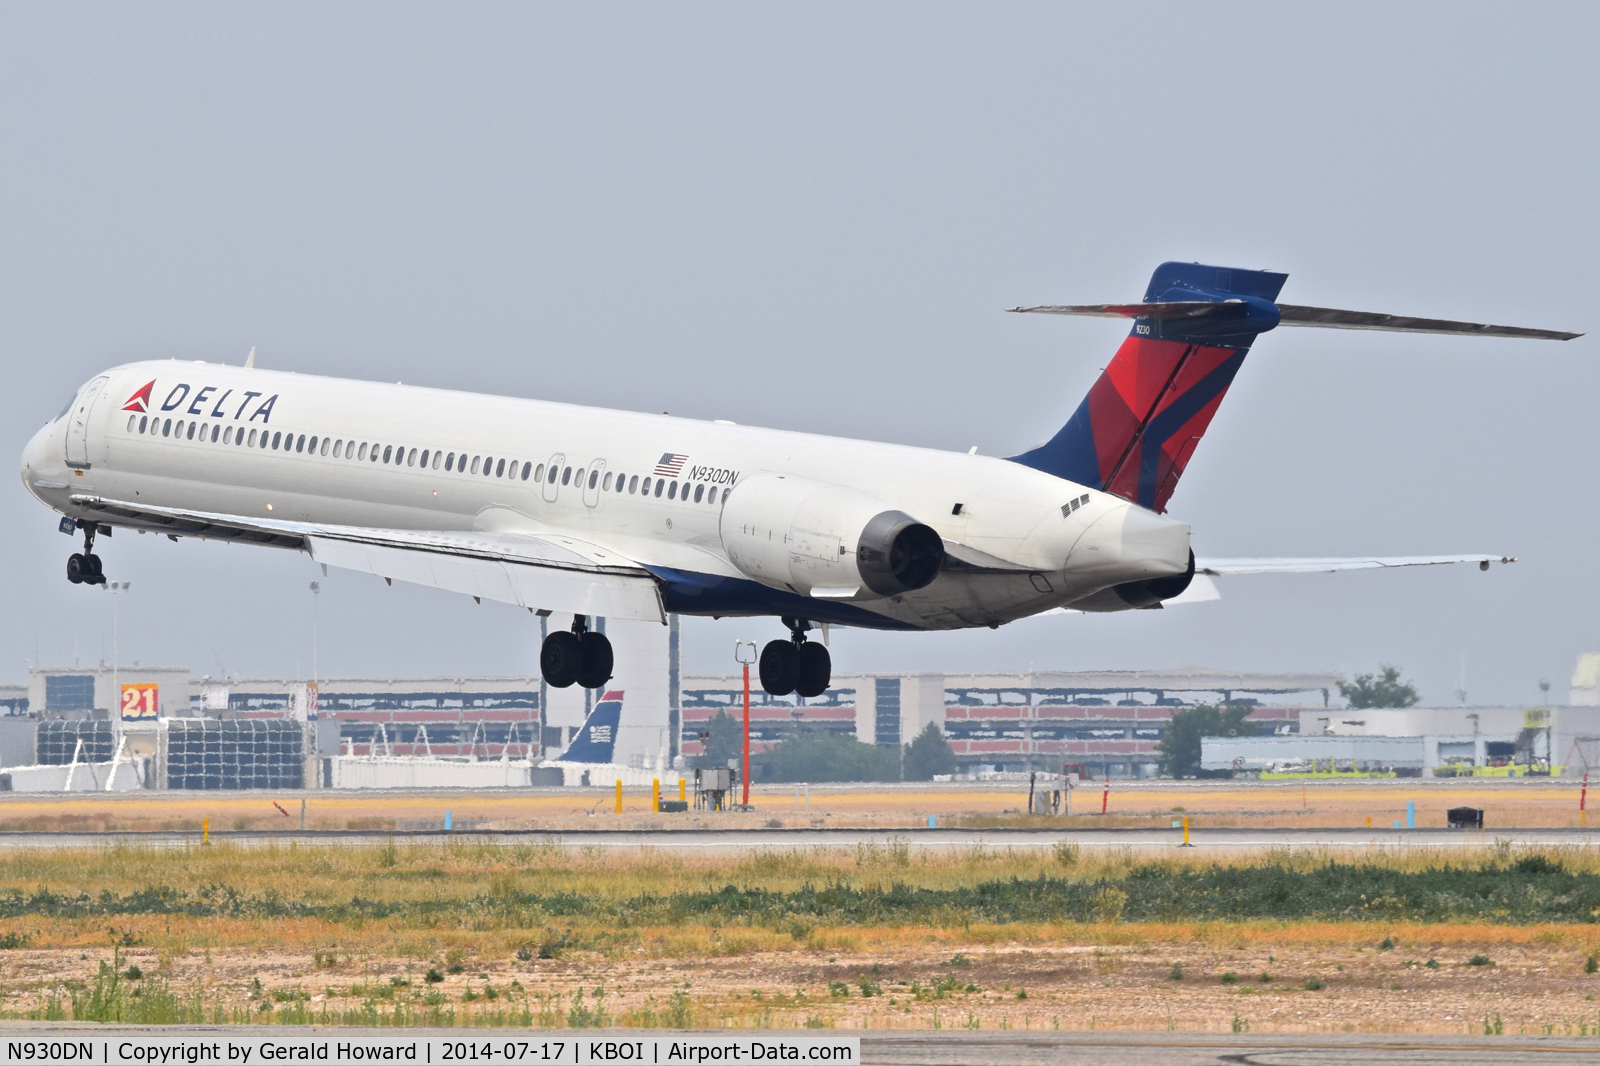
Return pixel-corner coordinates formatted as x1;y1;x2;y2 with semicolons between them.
68;495;665;622
1196;554;1517;575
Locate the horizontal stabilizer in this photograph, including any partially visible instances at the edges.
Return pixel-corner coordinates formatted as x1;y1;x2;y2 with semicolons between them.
1196;554;1517;575
1009;300;1579;340
1275;305;1580;341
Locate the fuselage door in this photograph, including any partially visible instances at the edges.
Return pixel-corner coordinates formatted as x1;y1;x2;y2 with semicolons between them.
65;375;109;468
583;460;607;508
542;453;565;503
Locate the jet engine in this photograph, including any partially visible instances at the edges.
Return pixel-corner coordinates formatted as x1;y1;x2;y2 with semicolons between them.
719;473;944;599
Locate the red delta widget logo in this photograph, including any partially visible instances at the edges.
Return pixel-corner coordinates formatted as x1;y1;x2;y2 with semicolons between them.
121;379;279;422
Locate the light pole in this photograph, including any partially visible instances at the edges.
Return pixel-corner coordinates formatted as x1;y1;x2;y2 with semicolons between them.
104;581;131;715
734;641;758;806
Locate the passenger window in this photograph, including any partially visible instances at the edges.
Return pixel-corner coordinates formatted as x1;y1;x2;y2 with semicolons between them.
547;465;558;484
707;487;718;504
560;466;571;485
654;479;664;498
587;469;597;489
445;452;454;471
269;431;280;449
296;434;305;453
693;484;704;502
418;449;428;467
127;415;136;432
246;428;256;446
320;437;330;456
139;416;149;434
333;440;342;458
381;445;391;463
668;481;678;500
616;476;625;493
308;435;317;453
483;456;493;477
534;463;544;481
162;419;171;437
432;450;442;470
496;458;505;477
222;426;231;444
521;461;531;480
641;476;651;495
470;456;481;474
408;448;418;467
602;472;612;491
211;424;219;442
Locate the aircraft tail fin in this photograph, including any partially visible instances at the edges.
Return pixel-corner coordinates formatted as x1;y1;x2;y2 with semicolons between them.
1008;262;1287;513
555;690;623;763
1006;261;1578;513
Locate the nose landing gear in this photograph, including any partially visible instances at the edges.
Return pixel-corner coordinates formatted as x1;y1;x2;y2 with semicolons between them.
540;615;614;690
66;521;106;587
759;617;831;698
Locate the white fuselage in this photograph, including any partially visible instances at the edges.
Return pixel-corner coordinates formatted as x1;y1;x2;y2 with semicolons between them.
20;361;1190;631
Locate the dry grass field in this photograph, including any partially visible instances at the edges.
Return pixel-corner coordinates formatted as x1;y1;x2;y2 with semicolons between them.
0;778;1585;833
0;838;1596;1035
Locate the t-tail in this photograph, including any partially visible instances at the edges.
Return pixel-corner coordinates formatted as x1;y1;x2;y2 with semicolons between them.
1007;261;1579;513
555;690;623;763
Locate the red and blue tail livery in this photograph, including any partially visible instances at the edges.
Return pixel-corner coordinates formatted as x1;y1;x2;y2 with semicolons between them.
1008;263;1287;513
1007;261;1579;513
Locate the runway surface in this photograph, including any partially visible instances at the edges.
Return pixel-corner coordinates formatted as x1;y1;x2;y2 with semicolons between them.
0;1027;1595;1064
0;825;1591;849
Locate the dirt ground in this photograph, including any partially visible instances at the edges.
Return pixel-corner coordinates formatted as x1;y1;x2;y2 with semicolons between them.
0;779;1585;834
6;932;1600;1035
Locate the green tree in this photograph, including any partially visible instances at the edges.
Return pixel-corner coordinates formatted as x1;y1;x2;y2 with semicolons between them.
902;722;957;781
754;728;900;782
690;709;745;770
1338;665;1420;709
1156;703;1255;778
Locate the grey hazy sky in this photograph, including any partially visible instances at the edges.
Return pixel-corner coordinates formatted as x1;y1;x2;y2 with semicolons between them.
2;4;1595;705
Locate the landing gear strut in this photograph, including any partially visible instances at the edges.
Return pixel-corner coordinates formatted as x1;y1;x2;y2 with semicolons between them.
67;521;105;587
540;615;614;690
759;617;831;698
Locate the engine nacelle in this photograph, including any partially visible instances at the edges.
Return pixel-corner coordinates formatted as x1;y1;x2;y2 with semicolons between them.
719;473;945;600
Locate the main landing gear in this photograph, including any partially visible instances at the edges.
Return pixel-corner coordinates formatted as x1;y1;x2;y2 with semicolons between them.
540;615;614;690
66;521;106;587
759;617;831;698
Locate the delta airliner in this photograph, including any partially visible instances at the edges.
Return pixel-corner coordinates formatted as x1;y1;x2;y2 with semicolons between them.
20;263;1576;699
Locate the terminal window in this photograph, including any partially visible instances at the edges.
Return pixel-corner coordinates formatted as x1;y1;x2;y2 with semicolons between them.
45;675;96;712
875;678;901;747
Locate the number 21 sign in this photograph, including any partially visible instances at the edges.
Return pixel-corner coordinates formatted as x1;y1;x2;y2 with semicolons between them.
121;684;158;721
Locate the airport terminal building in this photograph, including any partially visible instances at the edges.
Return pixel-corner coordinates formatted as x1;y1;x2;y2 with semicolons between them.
0;662;1337;785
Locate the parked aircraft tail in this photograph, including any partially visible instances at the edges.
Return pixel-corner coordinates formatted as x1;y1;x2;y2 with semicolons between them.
554;690;623;763
1007;262;1579;513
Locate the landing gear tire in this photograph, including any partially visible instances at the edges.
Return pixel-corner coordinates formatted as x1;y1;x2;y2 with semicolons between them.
576;631;613;691
795;642;831;698
67;553;85;585
540;630;583;688
759;639;801;696
85;553;104;585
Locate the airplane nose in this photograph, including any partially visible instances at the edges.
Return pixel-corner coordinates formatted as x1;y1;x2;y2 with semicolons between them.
19;421;61;498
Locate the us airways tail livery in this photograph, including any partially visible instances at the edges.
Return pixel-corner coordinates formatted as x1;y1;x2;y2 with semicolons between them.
20;263;1577;699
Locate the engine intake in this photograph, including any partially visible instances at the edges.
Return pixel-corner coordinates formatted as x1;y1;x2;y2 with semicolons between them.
720;473;945;600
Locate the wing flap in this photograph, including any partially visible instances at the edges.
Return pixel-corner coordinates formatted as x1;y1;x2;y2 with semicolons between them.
71;495;665;622
1197;554;1516;575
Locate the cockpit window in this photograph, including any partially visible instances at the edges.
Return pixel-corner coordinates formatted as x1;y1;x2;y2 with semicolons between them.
55;395;76;422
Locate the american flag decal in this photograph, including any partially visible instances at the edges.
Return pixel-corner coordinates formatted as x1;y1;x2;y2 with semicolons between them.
653;453;688;476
